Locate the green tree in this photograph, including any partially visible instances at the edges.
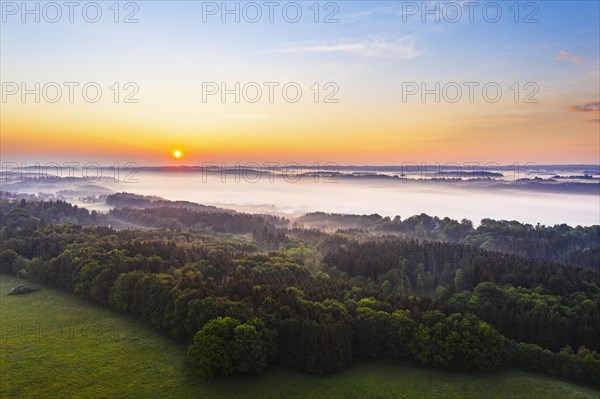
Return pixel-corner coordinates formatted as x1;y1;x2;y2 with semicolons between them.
0;249;18;274
187;317;275;378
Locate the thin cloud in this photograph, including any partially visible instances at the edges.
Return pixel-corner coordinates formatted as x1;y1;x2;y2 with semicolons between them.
566;102;600;113
556;50;587;64
566;101;600;124
278;37;424;60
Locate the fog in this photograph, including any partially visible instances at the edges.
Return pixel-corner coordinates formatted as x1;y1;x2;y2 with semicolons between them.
100;171;599;227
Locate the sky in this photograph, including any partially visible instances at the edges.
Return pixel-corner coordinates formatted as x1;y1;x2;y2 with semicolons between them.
1;0;599;166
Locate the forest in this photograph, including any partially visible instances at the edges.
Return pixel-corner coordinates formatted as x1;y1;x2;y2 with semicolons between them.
0;198;599;386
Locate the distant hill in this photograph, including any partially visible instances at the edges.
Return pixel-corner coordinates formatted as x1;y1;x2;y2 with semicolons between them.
106;192;234;213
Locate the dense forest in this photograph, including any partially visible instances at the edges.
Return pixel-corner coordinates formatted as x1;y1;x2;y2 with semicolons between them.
5;194;598;271
0;198;599;386
299;212;600;270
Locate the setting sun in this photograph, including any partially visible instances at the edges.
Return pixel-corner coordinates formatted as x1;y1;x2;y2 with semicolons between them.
173;150;183;159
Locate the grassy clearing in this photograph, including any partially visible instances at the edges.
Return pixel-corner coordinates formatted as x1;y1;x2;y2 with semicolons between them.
1;274;598;399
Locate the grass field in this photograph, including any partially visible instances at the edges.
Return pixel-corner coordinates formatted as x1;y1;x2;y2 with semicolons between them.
1;274;598;399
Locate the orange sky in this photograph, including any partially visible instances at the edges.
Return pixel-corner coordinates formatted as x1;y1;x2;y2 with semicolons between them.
2;93;598;165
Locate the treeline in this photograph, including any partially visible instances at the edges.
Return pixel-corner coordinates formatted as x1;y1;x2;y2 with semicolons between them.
0;199;102;227
299;212;600;270
3;199;598;270
0;199;288;240
108;207;288;236
463;219;600;271
448;283;600;352
350;299;504;371
298;212;473;242
506;340;600;386
324;240;600;352
324;240;600;298
106;192;225;213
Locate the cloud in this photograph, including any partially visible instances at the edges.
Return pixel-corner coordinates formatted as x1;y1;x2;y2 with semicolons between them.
566;102;600;124
277;37;424;60
566;102;600;113
556;50;586;64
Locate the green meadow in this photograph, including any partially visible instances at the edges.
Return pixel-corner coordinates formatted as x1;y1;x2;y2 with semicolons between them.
1;274;598;399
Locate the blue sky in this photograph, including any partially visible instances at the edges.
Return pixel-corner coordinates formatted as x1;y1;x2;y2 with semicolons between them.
3;1;598;85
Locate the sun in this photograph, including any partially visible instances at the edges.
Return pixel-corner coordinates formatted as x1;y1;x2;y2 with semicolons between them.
172;150;183;159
